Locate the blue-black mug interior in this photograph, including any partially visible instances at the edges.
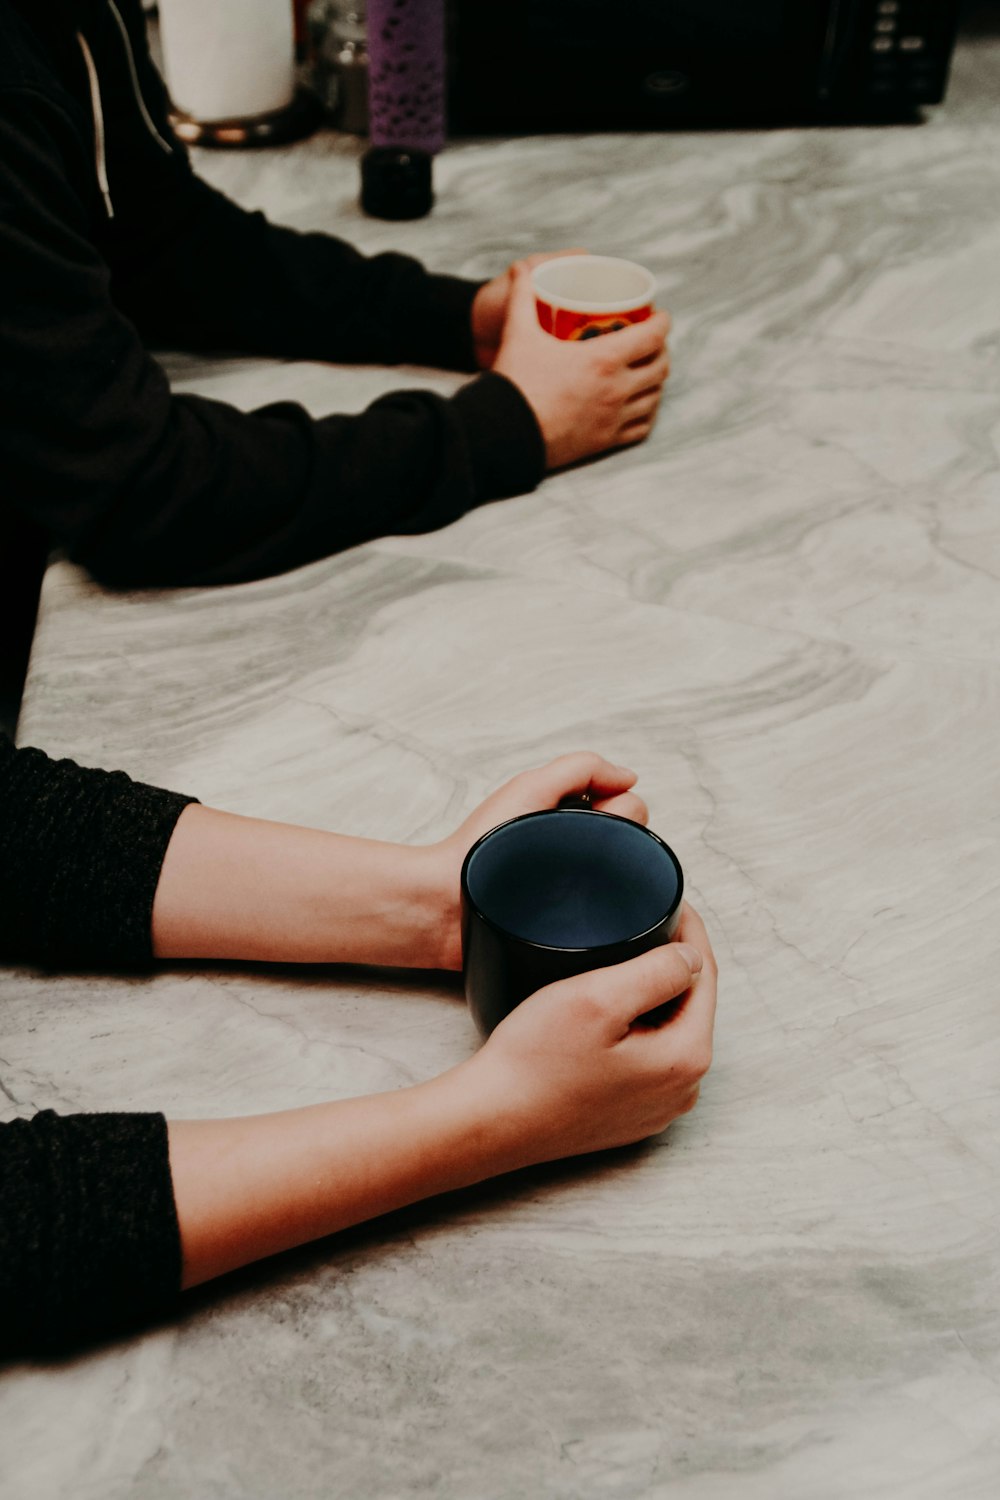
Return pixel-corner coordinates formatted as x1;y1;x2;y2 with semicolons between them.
460;808;684;1036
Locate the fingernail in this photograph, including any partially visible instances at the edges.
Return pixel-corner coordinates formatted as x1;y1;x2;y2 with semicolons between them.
675;943;703;975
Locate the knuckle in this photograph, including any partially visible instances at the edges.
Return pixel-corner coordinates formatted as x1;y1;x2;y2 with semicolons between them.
676;1084;701;1116
655;943;695;986
565;984;607;1029
685;1043;714;1083
650;941;677;969
551;749;587;773
622;793;648;822
646;944;682;985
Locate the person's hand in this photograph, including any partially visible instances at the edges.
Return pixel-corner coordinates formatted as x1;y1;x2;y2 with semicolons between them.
470;249;586;369
491;261;671;469
424;751;648;970
454;902;718;1166
169;902;717;1294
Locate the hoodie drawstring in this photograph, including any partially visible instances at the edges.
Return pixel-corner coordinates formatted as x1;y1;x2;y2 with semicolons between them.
76;31;114;220
77;3;176;221
106;0;174;156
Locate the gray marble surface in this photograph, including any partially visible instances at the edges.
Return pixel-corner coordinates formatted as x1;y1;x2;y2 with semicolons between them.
3;15;1000;1500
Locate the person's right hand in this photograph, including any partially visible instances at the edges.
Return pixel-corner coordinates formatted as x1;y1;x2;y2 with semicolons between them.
492;260;671;470
460;902;717;1170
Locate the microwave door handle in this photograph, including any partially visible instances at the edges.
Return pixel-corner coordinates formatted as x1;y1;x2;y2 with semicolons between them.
817;0;864;100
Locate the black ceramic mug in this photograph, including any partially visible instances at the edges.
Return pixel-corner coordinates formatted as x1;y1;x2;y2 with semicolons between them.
460;808;684;1036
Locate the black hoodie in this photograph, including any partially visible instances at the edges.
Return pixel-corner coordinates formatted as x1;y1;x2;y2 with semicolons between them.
0;0;544;594
0;1;547;1352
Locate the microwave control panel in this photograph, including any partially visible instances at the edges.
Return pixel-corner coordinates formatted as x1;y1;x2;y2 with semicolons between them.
855;0;961;106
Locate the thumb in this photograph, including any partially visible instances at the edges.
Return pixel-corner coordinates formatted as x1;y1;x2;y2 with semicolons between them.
505;261;545;336
549;941;704;1036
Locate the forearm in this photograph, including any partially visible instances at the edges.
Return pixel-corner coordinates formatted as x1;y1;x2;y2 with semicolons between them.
151;750;649;971
114;176;482;371
0;1078;509;1348
96;0;480;370
151;804;452;968
65;379;542;589
1;96;542;592
169;1057;516;1288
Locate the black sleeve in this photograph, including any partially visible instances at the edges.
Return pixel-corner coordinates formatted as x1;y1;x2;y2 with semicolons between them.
0;735;187;1350
0;88;545;587
109;156;486;374
0;735;195;967
0;1110;182;1355
101;0;484;373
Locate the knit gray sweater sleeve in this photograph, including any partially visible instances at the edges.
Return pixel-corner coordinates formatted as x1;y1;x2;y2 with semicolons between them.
0;734;195;1352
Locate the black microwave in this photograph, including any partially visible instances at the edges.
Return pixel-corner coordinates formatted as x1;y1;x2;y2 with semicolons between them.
447;0;963;131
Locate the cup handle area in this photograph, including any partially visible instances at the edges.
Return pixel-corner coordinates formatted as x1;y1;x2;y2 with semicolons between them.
557;789;592;810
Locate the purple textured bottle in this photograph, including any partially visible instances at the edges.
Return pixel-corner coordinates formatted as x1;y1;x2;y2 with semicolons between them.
361;0;445;219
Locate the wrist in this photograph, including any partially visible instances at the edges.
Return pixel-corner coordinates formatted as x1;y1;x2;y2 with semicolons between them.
409;272;482;372
470;284;495;369
420;1052;536;1185
398;842;460;970
320;839;454;971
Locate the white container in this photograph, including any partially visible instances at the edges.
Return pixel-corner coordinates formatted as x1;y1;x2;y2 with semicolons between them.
158;0;296;123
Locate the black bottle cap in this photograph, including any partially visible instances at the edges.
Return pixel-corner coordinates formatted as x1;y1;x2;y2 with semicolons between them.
360;146;434;220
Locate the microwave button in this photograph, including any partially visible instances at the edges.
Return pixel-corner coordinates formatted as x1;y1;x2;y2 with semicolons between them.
877;1;900;11
899;36;926;52
871;37;894;52
875;17;897;32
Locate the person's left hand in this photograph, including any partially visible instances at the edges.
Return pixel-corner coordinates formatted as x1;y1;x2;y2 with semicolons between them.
423;751;648;970
470;250;586;369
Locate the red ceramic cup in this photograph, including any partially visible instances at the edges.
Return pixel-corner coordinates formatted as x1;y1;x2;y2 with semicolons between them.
532;255;656;341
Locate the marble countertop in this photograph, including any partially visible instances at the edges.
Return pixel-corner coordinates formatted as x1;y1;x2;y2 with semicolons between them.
3;15;1000;1500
